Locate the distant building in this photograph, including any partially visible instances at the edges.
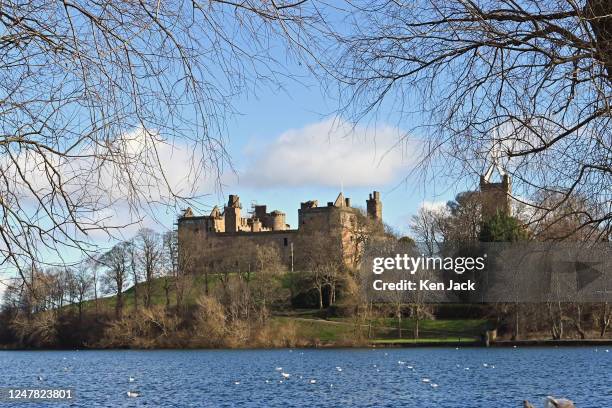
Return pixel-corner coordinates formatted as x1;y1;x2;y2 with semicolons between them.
177;191;383;272
480;164;512;220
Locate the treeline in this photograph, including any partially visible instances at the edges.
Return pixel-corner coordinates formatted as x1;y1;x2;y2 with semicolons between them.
409;190;611;340
0;225;310;348
0;229;178;347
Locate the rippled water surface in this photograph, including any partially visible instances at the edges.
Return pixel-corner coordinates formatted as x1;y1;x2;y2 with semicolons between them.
0;347;610;407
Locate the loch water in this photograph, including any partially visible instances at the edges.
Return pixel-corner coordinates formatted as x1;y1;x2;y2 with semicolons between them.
0;347;610;407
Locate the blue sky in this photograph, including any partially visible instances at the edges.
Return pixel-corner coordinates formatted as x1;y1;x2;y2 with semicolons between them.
10;15;482;266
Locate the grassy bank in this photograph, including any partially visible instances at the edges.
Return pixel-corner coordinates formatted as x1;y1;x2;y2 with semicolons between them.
49;275;488;348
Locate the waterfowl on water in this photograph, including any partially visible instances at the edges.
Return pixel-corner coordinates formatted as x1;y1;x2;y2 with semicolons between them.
126;391;140;398
544;397;575;408
523;396;575;408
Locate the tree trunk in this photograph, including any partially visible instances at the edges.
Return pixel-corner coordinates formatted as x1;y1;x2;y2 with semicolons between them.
145;278;152;309
133;281;139;311
396;305;402;339
327;284;334;307
599;302;610;337
414;317;419;339
367;301;373;339
115;290;123;319
164;279;170;309
93;275;99;314
557;302;564;339
512;304;519;341
574;304;586;339
317;286;323;309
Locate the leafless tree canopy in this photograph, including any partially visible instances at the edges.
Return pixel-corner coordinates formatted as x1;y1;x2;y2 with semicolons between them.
2;0;610;286
0;0;326;277
328;0;611;238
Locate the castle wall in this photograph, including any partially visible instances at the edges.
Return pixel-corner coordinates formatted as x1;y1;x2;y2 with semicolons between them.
177;191;383;274
178;221;298;274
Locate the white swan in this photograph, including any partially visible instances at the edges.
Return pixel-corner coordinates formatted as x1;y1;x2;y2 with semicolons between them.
545;397;575;408
524;396;575;408
126;391;140;398
128;377;135;383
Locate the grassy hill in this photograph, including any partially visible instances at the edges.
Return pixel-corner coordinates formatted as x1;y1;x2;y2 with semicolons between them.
81;274;487;346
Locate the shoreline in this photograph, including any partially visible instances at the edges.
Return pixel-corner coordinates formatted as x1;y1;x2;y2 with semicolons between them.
2;338;612;351
372;338;612;348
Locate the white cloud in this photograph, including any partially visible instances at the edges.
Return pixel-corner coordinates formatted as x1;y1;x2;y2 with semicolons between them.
239;117;416;188
420;200;448;213
0;126;226;258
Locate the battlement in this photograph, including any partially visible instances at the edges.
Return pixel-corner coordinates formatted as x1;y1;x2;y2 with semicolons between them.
180;191;383;234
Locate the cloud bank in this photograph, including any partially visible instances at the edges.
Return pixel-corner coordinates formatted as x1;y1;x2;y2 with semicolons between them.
239;118;416;188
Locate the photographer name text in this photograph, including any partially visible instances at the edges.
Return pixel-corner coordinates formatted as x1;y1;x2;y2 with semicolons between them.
372;279;476;291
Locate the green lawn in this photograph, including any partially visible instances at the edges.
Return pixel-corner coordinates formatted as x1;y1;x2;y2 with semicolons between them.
272;315;485;343
272;316;358;342
372;337;479;344
80;273;221;312
327;317;487;339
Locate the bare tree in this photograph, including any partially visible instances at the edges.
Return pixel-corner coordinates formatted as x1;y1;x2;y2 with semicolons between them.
88;258;102;314
250;245;289;321
345;208;384;269
294;232;345;309
102;242;130;318
597;302;611;337
73;263;93;321
410;205;448;255
445;192;482;242
329;0;611;237
0;0;331;283
531;191;602;240
127;240;140;312
136;229;162;309
161;231;178;309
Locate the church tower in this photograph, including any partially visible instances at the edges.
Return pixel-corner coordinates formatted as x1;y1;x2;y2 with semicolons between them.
480;166;511;220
